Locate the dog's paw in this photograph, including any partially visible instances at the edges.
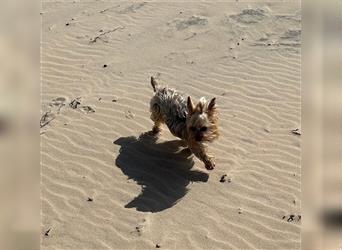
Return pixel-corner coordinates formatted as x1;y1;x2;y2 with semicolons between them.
205;161;215;170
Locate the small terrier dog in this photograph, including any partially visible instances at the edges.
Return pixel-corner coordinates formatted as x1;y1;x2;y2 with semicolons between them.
149;77;219;170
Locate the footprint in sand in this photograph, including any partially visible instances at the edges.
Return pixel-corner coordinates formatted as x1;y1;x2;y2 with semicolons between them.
117;2;146;14
168;15;208;31
278;29;301;47
69;98;95;114
229;8;268;24
49;97;67;112
41;96;67;130
41;97;68;131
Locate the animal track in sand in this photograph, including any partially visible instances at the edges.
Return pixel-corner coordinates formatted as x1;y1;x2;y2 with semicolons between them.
41;97;96;132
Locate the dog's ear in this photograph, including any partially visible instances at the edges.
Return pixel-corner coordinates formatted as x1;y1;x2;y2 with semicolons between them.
196;97;207;113
187;96;195;114
207;97;216;116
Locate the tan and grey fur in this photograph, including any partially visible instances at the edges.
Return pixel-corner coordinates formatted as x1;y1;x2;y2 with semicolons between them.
149;77;219;170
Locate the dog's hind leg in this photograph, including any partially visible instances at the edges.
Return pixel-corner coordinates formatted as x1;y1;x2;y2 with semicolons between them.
150;103;164;134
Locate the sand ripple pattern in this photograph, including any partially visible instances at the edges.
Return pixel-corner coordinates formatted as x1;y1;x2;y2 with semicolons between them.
42;2;300;249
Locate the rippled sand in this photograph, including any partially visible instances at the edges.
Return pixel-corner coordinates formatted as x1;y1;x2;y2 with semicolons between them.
41;1;301;249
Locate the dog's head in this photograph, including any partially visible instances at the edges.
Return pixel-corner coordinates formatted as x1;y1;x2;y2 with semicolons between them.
186;96;219;142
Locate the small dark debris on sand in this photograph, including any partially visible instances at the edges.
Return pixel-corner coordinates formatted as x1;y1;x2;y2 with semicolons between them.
238;208;242;214
69;98;81;109
132;225;143;236
184;32;197;41
293;200;296;204
112;99;118;102
98;97;102;101
291;128;301;135
220;174;227;182
237;42;240;45
283;214;300;222
87;197;93;202
156;244;161;248
103;64;107;68
99;5;121;14
44;228;51;236
287;214;295;222
66;22;70;26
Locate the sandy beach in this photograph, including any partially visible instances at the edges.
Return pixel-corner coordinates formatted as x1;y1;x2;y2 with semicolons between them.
41;1;301;249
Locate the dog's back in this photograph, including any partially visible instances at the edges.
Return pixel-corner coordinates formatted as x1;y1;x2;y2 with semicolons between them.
150;77;188;139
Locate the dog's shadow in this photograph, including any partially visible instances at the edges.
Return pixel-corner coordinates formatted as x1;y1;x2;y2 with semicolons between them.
113;132;209;212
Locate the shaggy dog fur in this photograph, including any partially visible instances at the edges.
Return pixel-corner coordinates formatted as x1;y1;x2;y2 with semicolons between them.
149;77;219;170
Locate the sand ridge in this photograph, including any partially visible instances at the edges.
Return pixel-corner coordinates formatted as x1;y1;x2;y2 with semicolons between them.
42;1;301;249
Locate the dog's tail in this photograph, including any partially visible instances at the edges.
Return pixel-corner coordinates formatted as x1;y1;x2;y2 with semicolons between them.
151;76;159;92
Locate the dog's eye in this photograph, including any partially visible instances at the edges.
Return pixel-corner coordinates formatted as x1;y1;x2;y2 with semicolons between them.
190;126;196;131
200;126;207;132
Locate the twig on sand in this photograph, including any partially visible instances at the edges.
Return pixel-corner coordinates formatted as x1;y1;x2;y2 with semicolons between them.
40;112;55;128
291;128;301;135
99;4;121;14
184;32;197;41
89;26;125;44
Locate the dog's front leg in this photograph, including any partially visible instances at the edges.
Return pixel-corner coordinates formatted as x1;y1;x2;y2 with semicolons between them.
189;143;215;170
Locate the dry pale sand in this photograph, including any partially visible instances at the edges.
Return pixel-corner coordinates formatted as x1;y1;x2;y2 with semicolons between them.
41;1;301;249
